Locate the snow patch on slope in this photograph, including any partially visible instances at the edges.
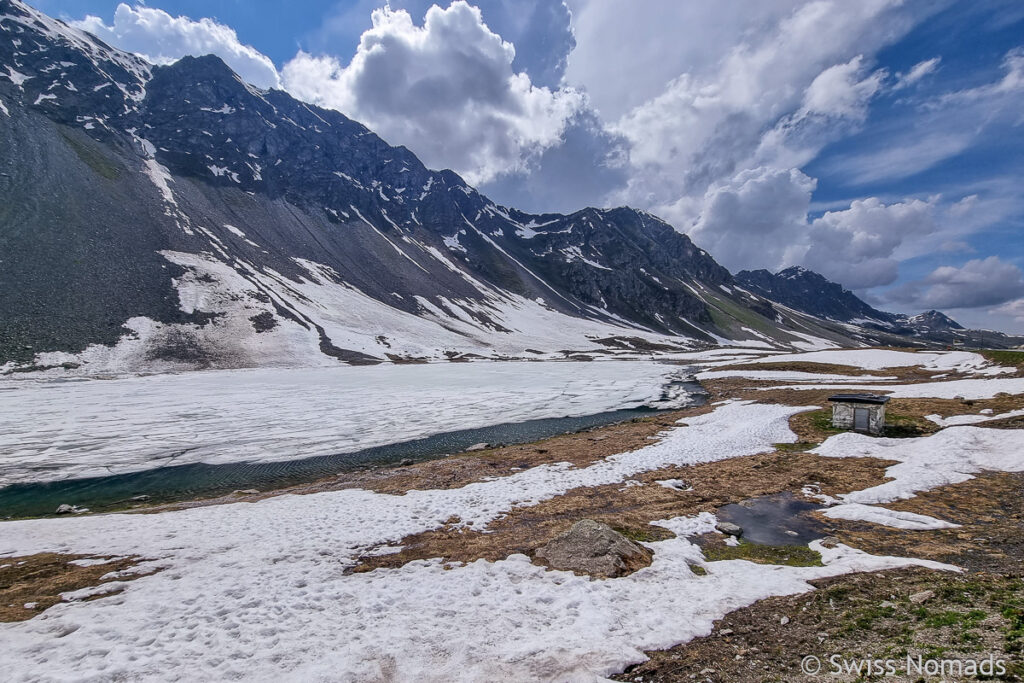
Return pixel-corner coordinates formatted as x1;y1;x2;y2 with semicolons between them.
813;427;1024;504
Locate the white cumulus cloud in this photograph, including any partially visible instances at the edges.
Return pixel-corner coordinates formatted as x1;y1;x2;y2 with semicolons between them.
71;3;281;89
803;197;937;289
603;0;918;210
993;298;1024;323
888;257;1024;310
280;2;583;185
686;167;816;275
684;168;942;289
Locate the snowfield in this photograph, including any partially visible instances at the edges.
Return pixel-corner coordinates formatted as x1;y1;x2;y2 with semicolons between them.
813;426;1024;505
695;369;897;382
0;401;961;682
732;348;1012;373
0;361;698;487
821;503;960;530
763;376;1024;399
1;348;1021;681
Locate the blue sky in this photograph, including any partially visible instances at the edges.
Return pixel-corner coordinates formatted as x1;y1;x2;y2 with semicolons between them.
31;0;1024;332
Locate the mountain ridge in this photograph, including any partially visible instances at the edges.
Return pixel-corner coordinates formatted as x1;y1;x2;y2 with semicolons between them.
736;267;1021;349
1;0;1020;374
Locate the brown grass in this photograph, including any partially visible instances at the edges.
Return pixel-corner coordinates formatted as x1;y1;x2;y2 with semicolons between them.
817;470;1024;574
712;361;893;377
0;553;151;622
705;360;955;383
350;451;892;573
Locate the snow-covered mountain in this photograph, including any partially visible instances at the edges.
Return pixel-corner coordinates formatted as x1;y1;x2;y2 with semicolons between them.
0;0;1015;374
736;267;1023;349
0;0;865;373
735;267;894;327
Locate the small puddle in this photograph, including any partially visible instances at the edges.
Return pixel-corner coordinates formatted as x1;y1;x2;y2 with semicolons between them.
715;492;827;546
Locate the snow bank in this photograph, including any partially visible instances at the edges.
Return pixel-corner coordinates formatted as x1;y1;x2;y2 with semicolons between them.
761;376;1024;399
0;362;698;486
733;349;1008;374
696;369;897;382
812;427;1024;504
822;503;959;530
926;408;1024;427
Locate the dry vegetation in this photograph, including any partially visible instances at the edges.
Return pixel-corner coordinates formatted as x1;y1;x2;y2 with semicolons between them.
614;567;1024;683
350;452;892;573
0;553;151;622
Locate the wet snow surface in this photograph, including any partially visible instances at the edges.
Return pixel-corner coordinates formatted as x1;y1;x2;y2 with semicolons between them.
0;401;958;682
0;362;696;487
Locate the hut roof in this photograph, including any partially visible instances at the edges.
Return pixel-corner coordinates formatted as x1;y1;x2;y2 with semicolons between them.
827;393;890;405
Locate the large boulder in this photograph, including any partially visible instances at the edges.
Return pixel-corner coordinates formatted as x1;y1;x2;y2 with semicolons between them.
534;519;653;578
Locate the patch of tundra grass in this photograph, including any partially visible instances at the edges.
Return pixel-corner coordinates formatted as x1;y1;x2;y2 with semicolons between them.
703;540;823;567
980;349;1024;368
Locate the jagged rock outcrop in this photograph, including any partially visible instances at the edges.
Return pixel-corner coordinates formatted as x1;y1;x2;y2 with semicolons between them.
736;267;893;325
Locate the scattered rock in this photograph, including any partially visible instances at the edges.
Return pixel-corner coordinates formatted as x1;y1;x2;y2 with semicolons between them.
719;629;734;636
534;519;653;578
715;521;743;538
465;442;489;452
780;616;790;626
879;600;897;609
909;589;935;604
398;459;414;467
54;504;90;515
820;536;841;549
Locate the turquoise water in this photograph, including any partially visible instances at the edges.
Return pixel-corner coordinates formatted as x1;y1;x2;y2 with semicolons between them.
0;406;671;519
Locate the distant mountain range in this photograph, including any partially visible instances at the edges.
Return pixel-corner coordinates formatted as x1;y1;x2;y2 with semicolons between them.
736;267;1021;349
0;0;1019;374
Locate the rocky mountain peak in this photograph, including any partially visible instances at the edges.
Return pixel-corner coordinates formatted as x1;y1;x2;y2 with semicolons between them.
735;267;891;324
909;310;963;330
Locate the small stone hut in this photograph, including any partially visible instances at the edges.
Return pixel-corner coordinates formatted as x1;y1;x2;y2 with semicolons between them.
827;394;889;435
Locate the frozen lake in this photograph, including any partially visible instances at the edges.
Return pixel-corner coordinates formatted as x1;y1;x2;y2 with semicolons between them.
0;361;698;490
